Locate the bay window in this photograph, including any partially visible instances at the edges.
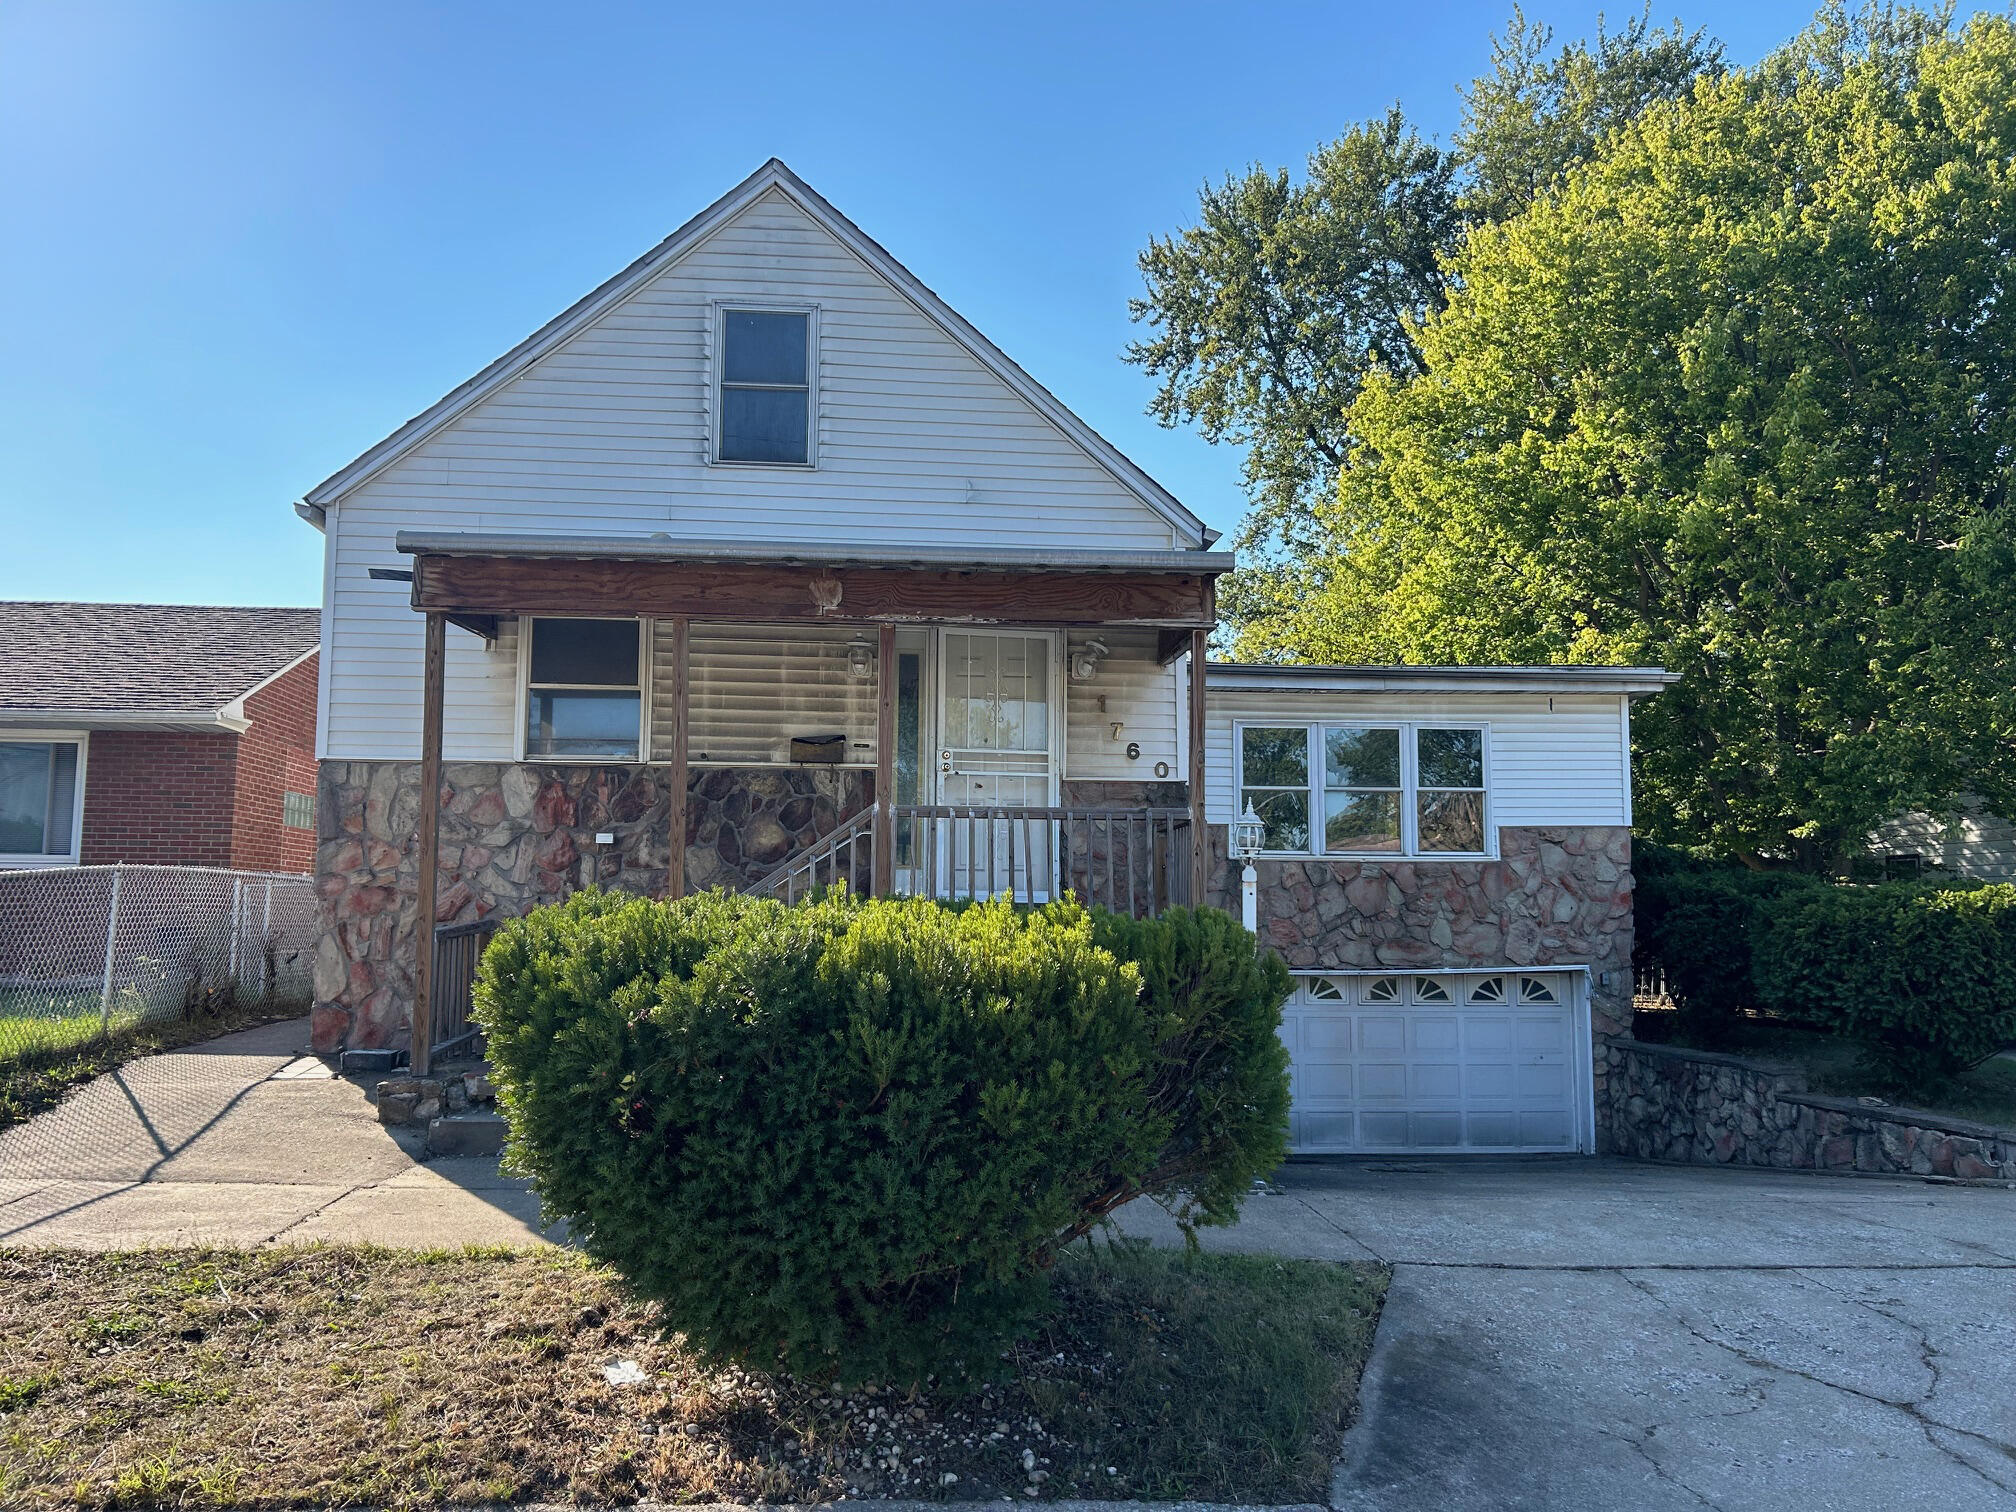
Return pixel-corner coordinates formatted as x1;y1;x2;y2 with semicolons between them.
1238;723;1490;857
0;740;82;863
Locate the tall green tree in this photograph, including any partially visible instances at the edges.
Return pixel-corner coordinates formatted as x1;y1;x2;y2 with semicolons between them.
1126;6;1719;565
1265;7;2016;868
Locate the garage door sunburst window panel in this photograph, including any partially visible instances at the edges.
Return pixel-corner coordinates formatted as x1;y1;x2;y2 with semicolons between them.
1238;723;1490;857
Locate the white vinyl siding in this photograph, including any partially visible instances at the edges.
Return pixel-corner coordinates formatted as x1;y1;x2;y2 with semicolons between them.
1206;691;1632;831
1063;630;1180;782
321;187;1186;760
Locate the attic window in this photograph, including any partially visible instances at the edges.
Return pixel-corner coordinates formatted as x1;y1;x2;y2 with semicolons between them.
716;308;813;466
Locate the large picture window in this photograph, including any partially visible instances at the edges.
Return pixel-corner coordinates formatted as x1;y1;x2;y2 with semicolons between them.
524;618;643;760
1238;723;1489;857
0;740;82;862
716;308;812;465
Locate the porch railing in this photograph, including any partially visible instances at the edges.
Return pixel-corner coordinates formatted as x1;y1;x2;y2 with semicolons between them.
744;803;1192;918
427;917;497;1062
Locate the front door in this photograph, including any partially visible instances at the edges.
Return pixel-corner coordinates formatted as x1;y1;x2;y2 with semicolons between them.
935;630;1059;898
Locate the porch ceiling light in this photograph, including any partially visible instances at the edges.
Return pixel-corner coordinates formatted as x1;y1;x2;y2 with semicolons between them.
1229;801;1266;861
846;636;875;680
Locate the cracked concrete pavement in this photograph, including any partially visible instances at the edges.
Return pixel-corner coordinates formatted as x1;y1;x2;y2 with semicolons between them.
1121;1161;2016;1510
0;1017;559;1249
8;1023;2014;1509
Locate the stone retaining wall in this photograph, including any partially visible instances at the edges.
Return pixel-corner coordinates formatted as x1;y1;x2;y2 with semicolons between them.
311;759;869;1053
1604;1036;2016;1181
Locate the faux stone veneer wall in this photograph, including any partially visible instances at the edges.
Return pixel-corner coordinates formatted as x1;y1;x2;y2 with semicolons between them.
1207;825;1635;1034
312;760;870;1053
1604;1037;2016;1181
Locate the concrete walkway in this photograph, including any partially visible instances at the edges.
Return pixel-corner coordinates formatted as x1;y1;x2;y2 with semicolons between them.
1125;1162;2016;1511
0;1017;557;1248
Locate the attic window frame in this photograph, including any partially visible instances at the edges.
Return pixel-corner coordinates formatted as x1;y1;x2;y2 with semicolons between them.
709;301;819;470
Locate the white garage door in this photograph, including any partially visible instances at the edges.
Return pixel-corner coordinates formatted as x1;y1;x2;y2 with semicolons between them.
1281;969;1589;1154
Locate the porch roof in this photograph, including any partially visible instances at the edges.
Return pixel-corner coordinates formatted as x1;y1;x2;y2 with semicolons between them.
393;530;1234;576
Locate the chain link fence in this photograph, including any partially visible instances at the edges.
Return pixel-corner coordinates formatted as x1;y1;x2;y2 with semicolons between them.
0;864;317;1069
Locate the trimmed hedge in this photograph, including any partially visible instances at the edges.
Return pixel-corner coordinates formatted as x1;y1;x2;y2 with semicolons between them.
474;889;1289;1384
1635;848;2016;1086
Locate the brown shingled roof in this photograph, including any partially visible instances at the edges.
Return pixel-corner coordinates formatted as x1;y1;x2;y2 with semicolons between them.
0;602;320;716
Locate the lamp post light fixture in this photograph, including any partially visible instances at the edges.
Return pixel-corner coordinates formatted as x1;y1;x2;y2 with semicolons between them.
1228;802;1265;934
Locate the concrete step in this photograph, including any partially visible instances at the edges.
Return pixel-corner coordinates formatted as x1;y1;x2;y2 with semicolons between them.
427;1111;507;1158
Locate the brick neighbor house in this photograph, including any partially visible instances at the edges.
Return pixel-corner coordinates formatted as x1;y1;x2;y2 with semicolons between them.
0;602;321;873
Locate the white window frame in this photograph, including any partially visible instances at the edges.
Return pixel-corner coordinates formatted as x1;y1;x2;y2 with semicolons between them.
517;617;650;765
1234;721;1494;860
0;731;89;868
708;300;819;470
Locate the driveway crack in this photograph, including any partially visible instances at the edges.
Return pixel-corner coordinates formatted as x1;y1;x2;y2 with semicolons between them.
1601;1423;1728;1510
1615;1269;2016;1496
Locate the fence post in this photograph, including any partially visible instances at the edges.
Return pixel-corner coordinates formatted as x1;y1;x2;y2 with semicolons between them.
98;868;123;1033
261;878;274;1001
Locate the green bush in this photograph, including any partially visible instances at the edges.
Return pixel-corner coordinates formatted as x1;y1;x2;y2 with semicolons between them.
474;889;1289;1384
1633;846;1823;1043
1753;883;2016;1089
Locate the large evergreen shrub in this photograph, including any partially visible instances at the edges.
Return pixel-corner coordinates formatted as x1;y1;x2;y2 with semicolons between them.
1753;882;2016;1089
475;889;1289;1384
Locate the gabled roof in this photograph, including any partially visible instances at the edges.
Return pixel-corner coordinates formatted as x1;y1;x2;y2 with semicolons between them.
0;602;320;726
300;159;1213;546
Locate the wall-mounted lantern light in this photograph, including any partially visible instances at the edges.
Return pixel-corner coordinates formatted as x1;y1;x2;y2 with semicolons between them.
1069;637;1110;682
846;636;875;680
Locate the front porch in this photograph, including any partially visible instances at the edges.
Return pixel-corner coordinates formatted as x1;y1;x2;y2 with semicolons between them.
320;532;1226;1063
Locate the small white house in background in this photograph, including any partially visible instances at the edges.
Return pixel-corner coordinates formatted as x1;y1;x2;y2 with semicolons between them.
1866;799;2016;881
295;157;1673;1155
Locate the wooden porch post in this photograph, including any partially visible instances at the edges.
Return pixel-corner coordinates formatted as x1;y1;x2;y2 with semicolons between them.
665;616;689;899
1188;627;1209;909
411;610;446;1077
872;623;896;896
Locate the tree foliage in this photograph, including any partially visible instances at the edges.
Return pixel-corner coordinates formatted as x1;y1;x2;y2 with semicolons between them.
1126;6;1718;563
1256;7;2016;868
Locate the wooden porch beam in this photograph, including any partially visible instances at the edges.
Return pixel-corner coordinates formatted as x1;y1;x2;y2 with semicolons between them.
665;616;689;900
411;611;446;1077
1188;627;1209;910
872;624;896;897
412;555;1216;628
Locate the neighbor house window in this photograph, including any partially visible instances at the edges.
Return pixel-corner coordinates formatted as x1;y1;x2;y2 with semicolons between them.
524;618;643;760
282;791;316;830
716;308;812;465
1237;724;1489;857
0;740;82;862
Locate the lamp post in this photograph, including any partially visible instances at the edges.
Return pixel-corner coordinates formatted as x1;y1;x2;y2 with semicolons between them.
1228;802;1265;935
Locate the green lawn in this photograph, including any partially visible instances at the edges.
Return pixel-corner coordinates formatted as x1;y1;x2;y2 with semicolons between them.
0;1244;1388;1509
0;984;139;1065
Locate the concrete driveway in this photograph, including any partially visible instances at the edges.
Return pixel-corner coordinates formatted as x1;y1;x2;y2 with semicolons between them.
1125;1161;2016;1511
0;1017;555;1248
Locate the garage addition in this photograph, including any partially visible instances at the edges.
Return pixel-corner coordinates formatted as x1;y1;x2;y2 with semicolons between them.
1203;663;1676;1155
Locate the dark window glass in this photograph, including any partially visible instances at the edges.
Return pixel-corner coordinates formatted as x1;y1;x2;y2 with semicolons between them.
1325;726;1401;788
720;386;809;465
0;741;77;856
722;310;807;385
525;691;642;759
1250;789;1311;852
1325;790;1402;852
1417;728;1484;789
530;619;638;686
1418;790;1485;852
1241;727;1308;787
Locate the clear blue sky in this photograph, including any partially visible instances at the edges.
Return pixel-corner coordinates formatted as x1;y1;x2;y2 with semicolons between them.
0;0;1815;607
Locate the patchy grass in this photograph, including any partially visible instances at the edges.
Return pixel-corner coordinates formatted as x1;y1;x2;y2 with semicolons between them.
0;1243;1386;1508
1642;1011;2016;1129
0;996;307;1134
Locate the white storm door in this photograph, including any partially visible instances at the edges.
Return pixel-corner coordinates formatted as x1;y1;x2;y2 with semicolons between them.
936;630;1060;898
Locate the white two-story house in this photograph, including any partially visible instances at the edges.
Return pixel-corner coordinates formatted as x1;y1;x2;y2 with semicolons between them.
299;160;1671;1156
